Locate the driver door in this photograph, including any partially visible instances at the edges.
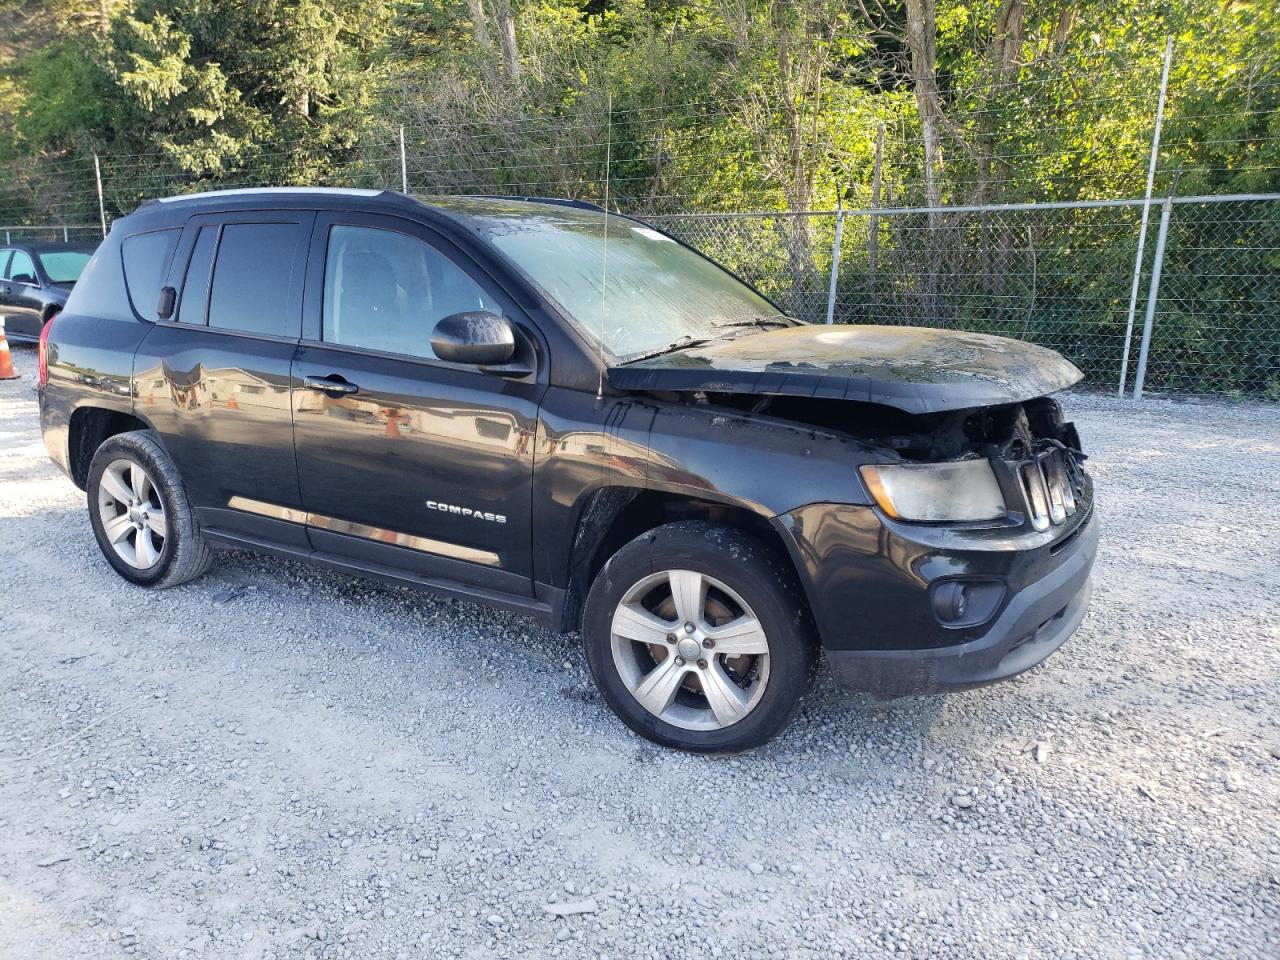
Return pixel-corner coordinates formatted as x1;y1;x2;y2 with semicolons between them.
291;211;545;595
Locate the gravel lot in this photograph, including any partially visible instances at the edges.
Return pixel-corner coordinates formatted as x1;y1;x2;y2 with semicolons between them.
1;340;1278;960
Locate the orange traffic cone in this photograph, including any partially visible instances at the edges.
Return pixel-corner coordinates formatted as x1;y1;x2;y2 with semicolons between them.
0;320;18;381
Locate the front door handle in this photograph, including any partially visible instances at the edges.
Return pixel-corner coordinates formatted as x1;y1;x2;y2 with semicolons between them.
303;375;359;396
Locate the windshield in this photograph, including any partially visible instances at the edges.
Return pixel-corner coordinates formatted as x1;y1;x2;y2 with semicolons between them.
452;201;781;359
37;250;92;284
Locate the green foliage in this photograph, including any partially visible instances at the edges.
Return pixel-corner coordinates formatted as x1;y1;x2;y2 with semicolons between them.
0;0;1276;394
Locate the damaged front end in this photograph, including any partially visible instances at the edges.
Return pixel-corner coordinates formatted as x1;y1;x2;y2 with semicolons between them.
760;391;1098;697
697;390;1089;535
608;324;1098;696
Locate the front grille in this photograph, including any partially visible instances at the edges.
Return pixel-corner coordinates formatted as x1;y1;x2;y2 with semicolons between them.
1017;444;1086;532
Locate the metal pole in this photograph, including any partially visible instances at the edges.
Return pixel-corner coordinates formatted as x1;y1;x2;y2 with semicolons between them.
93;153;107;238
1133;196;1174;400
1118;35;1173;397
868;123;884;294
825;200;845;325
63;225;69;242
399;125;408;194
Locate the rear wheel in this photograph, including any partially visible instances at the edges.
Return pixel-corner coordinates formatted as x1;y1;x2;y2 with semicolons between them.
86;430;213;587
583;521;817;753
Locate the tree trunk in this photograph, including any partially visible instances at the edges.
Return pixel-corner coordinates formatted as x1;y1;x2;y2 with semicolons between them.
904;0;943;209
774;2;814;306
904;0;945;322
464;0;500;84
978;0;1025;294
493;0;521;82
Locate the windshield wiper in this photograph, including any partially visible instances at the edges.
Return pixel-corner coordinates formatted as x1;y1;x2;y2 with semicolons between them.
710;314;796;331
619;316;796;364
620;334;714;364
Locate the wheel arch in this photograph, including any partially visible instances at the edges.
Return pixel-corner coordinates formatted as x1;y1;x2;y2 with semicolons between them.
67;406;151;489
561;486;810;634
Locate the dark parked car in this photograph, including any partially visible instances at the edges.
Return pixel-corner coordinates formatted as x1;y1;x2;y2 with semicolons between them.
0;242;96;341
37;188;1097;752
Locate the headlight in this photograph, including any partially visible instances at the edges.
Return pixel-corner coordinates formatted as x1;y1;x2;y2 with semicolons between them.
859;459;1006;522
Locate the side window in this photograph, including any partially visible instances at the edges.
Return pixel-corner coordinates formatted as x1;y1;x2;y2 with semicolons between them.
207;222;303;337
176;225;218;324
0;252;11;277
7;250;37;283
322;224;492;360
121;229;180;320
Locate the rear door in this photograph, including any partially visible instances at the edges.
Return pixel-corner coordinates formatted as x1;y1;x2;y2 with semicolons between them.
133;211;314;547
1;249;43;338
291;211;545;593
0;250;13;334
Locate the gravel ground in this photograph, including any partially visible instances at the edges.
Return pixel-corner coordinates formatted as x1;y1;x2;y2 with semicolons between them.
1;340;1278;960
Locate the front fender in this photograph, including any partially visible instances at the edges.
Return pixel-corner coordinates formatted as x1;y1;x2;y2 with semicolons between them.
642;402;875;515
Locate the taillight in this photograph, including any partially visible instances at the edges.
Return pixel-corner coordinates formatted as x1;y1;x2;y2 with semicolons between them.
37;313;55;386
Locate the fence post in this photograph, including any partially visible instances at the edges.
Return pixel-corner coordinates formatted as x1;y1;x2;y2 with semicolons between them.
93;153;107;239
399;125;409;194
868;123;884;295
63;224;69;242
1118;35;1173;397
1133;196;1174;400
825;200;845;325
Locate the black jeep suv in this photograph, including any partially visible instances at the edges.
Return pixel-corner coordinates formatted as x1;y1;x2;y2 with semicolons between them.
38;188;1097;752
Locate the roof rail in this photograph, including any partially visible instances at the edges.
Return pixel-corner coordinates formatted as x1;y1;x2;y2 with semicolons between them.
137;187;386;209
472;195;606;213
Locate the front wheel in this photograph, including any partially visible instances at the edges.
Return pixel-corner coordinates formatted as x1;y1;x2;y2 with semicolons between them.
86;430;213;588
583;521;817;753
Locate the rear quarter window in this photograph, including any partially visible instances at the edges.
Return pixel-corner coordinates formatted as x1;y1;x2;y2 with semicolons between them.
121;229;180;321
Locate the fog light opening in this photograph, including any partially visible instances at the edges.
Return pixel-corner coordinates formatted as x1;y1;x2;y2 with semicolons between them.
931;579;1005;628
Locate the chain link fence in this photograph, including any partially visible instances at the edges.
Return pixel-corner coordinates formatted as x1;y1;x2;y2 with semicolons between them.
647;194;1280;400
3;198;1277;400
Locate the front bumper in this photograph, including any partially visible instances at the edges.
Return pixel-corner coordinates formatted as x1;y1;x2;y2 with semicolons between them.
827;513;1096;696
775;482;1098;698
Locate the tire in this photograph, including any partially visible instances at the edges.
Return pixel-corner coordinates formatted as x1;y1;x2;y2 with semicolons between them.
85;430;213;588
582;521;818;753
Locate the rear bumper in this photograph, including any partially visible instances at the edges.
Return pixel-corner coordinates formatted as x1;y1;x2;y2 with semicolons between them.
827;513;1097;696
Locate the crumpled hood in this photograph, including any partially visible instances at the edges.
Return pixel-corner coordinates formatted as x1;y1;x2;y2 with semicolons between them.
607;324;1083;414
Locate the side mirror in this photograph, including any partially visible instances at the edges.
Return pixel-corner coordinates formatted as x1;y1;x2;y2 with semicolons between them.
431;311;516;366
11;273;37;285
157;286;176;321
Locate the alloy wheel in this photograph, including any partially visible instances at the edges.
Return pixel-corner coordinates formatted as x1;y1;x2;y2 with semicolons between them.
610;569;771;731
97;458;167;569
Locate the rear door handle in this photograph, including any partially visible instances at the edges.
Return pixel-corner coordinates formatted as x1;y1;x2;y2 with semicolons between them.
303;375;359;395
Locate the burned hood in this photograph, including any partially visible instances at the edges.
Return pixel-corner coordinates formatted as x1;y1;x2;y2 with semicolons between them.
607;324;1083;414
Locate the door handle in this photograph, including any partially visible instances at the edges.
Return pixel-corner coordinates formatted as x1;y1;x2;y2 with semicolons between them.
303;375;359;396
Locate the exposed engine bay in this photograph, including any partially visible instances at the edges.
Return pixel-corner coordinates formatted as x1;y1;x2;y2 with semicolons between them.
708;392;1085;464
